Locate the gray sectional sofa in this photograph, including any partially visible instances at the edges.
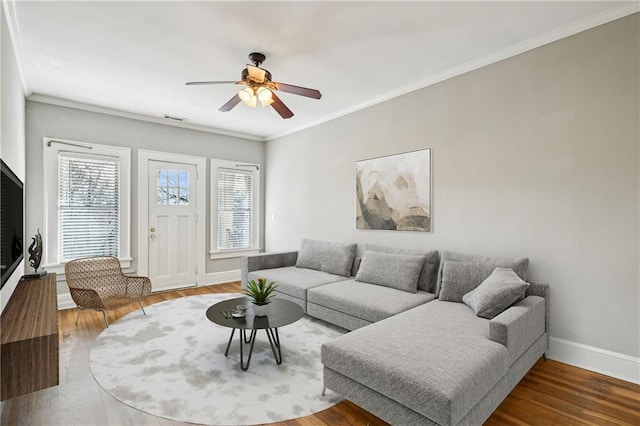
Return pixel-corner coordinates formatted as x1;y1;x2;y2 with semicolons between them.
241;238;549;426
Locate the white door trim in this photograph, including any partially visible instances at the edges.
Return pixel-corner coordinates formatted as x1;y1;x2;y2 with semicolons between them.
138;150;206;287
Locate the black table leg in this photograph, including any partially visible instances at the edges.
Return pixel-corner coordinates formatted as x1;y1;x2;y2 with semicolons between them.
229;327;283;370
239;329;257;371
224;328;236;356
266;327;282;364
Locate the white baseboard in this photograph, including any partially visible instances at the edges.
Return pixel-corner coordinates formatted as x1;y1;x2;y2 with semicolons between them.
204;269;241;285
548;336;639;384
57;292;75;311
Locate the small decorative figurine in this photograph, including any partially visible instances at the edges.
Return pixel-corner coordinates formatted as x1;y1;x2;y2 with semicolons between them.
23;229;47;280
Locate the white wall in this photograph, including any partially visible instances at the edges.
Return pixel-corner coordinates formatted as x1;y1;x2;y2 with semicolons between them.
0;5;26;313
265;14;640;376
25;101;265;297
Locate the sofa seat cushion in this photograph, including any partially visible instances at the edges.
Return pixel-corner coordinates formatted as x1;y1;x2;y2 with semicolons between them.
321;301;511;426
307;279;435;323
248;267;349;300
414;299;492;337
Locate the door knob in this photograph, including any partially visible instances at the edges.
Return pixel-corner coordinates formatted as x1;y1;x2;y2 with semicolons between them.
150;234;156;240
150;227;156;232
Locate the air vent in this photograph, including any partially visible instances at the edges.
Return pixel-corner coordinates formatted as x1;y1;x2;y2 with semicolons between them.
162;114;186;122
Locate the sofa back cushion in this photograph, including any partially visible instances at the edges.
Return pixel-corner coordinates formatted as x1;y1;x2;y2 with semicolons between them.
295;239;356;277
355;250;426;293
439;261;498;302
435;251;529;297
363;244;439;292
463;268;530;319
350;257;361;277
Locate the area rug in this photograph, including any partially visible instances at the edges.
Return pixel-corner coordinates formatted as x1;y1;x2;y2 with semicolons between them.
89;293;345;425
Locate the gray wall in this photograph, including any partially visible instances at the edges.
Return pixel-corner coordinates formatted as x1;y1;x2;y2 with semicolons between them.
25;101;265;295
264;15;639;357
0;6;26;313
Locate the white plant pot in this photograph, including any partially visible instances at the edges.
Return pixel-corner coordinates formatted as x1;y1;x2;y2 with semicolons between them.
252;303;270;316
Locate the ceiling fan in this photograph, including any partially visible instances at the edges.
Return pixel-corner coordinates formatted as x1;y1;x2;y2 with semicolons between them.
186;52;321;119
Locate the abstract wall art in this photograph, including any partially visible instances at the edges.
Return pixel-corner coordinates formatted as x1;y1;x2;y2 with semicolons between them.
356;148;431;232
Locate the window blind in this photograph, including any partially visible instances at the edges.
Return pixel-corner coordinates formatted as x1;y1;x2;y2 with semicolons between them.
58;154;120;261
217;168;253;250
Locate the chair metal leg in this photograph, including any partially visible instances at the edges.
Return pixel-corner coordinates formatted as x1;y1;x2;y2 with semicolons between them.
74;309;81;325
139;301;147;315
321;386;327;396
102;311;109;328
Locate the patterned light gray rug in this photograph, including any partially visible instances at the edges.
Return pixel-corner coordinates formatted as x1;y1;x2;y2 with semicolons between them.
89;293;345;425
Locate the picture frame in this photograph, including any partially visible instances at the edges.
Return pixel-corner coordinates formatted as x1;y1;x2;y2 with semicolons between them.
356;148;431;232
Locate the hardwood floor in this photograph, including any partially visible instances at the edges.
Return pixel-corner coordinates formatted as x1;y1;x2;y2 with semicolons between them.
1;282;638;425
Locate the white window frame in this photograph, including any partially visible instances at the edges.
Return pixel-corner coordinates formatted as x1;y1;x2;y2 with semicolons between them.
43;137;132;274
210;159;260;259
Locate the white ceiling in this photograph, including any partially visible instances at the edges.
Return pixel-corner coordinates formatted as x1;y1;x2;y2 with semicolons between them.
4;1;637;141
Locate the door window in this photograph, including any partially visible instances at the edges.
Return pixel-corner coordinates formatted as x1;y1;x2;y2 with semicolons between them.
157;169;189;205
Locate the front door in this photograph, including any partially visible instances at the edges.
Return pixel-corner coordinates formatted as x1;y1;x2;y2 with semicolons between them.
147;160;198;291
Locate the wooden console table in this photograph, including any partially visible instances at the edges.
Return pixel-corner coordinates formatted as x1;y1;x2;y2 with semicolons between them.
1;273;59;400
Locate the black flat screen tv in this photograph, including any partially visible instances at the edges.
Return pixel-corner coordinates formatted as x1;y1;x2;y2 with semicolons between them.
1;159;24;288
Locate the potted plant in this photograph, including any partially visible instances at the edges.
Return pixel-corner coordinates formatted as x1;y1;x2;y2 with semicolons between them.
244;278;278;316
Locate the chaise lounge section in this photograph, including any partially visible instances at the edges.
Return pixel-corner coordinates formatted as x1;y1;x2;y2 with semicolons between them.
321;283;548;425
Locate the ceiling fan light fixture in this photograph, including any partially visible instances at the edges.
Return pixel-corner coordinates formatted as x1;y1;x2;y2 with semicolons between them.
238;87;255;106
257;87;272;103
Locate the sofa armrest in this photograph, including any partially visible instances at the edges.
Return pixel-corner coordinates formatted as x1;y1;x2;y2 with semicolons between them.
241;251;298;287
489;295;546;362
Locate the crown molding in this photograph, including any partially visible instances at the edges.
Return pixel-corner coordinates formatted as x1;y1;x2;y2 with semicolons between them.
27;94;266;142
2;0;30;96
265;2;640;141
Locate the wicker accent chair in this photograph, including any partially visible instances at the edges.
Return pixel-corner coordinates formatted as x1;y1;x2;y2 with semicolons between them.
64;256;152;328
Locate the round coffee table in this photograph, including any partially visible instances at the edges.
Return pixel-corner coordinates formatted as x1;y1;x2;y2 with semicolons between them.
206;297;304;371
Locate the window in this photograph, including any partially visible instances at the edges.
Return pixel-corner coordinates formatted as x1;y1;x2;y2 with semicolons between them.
58;154;119;261
218;169;253;249
210;159;260;258
43;138;131;272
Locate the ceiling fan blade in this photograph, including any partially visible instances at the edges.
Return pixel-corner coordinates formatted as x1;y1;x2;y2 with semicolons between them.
247;65;266;83
270;92;294;119
219;94;242;112
185;81;238;86
273;82;321;99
